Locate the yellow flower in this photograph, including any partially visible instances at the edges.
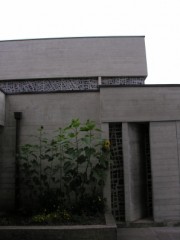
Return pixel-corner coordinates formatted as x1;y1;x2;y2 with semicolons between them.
103;140;110;150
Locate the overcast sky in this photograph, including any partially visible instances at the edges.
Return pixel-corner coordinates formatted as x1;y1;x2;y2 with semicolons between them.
0;0;180;84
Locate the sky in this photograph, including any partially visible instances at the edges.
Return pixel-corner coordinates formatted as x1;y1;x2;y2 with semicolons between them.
0;0;180;84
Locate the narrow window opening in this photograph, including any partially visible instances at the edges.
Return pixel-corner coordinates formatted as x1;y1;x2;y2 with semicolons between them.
143;123;153;218
109;123;125;222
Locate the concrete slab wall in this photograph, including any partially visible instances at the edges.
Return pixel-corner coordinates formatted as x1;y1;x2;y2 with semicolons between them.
0;91;5;126
0;37;147;80
150;121;180;222
100;86;180;122
0;92;100;210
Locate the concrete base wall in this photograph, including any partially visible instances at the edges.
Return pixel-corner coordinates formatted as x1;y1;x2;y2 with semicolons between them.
0;214;117;240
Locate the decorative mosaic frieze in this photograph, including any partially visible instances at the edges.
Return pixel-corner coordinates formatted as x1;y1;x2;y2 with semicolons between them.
101;77;145;85
109;123;125;222
0;77;146;94
0;78;98;94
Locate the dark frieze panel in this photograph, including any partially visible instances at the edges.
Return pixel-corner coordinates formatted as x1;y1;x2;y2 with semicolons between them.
0;77;145;94
0;78;98;94
101;77;145;85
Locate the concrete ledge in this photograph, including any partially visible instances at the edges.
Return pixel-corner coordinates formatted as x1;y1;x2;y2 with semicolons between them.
0;213;117;240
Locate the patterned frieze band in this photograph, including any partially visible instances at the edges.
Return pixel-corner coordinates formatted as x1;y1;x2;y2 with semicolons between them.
101;77;145;85
0;78;98;94
0;77;145;94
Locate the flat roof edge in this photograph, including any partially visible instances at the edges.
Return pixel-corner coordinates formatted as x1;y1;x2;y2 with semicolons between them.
100;84;180;88
0;36;145;43
0;76;147;82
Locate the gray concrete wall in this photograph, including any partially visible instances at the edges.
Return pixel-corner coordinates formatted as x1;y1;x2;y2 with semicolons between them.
2;86;180;222
0;37;147;80
100;86;180;122
0;91;5;126
150;121;180;222
0;92;100;210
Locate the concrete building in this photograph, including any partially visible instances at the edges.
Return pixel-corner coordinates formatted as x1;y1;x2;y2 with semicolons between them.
0;36;180;223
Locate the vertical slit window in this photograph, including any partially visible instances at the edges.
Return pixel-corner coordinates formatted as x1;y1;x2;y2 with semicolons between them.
109;123;125;222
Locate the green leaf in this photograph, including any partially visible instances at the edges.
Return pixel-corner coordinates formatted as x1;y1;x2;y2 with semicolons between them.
31;159;39;166
45;148;51;153
51;177;56;182
95;128;102;132
80;126;89;132
22;162;28;168
44;166;51;174
85;120;96;130
70;119;80;128
32;176;40;185
84;147;96;158
47;155;54;162
68;132;76;138
81;137;91;145
30;169;39;175
63;161;72;171
76;155;86;164
41;174;47;181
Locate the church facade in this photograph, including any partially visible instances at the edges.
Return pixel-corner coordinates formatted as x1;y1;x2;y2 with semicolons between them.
0;36;180;223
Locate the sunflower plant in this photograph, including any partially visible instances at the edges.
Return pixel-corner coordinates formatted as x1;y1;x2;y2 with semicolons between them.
19;119;110;218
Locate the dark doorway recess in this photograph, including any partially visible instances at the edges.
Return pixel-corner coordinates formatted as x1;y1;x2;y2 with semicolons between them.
109;122;153;222
128;122;153;221
143;123;153;218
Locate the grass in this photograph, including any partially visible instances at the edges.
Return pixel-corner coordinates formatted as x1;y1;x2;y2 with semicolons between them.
0;211;105;226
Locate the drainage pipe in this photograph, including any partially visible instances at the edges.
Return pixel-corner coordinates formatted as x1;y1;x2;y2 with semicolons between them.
14;112;22;210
